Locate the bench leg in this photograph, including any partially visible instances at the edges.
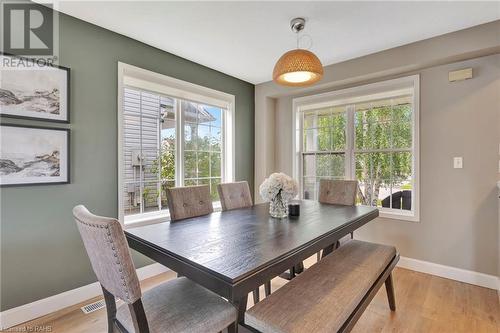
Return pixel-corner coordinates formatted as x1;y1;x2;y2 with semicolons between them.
385;273;396;311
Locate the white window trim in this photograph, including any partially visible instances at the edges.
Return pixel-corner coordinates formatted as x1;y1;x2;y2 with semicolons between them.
292;75;420;222
117;62;235;227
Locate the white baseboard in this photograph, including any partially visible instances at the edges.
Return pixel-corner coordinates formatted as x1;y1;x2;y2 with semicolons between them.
0;263;169;329
397;256;499;291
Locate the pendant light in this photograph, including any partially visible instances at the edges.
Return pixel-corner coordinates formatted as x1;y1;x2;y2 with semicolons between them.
273;18;323;87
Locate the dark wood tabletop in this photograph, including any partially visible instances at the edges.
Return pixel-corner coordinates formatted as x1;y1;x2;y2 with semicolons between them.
125;200;378;326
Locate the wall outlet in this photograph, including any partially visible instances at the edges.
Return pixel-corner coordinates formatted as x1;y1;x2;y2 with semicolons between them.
453;157;463;169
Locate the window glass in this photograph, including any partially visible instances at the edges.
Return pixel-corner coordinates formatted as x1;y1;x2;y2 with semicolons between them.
299;91;415;216
183;101;223;201
122;88;225;220
301;107;347;199
354;97;413;211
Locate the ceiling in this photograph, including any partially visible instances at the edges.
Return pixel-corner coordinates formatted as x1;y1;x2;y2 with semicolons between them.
51;1;500;84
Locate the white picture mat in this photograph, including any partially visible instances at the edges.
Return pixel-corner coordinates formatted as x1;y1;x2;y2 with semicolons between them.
0;55;68;121
0;126;69;185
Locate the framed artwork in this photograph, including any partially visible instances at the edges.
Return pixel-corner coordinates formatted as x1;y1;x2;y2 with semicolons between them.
0;124;70;186
0;53;70;123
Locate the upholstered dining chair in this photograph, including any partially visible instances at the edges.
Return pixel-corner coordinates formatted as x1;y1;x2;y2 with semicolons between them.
217;181;253;211
73;205;237;333
318;179;358;206
217;181;272;304
166;185;213;221
318;179;359;260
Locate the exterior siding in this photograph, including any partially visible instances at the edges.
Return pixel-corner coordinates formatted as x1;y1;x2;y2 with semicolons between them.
122;87;173;214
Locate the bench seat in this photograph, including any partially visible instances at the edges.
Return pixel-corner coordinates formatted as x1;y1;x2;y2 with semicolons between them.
244;240;399;333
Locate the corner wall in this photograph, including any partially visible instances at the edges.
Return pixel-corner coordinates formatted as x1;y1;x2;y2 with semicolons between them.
255;21;500;276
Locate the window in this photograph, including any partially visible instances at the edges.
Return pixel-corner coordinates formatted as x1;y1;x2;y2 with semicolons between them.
302;106;347;199
118;63;234;225
294;75;419;221
183;101;223;200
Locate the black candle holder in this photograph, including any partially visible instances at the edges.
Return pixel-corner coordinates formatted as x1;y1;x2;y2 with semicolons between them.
288;202;300;217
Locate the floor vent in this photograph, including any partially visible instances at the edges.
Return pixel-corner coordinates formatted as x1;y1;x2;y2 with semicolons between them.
81;299;106;314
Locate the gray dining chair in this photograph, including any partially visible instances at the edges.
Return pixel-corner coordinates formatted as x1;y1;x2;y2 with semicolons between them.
318;179;359;259
217;181;253;211
73;205;237;333
318;179;358;206
166;185;214;221
217;181;272;304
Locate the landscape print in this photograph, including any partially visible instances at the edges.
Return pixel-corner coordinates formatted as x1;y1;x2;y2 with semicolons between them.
0;125;69;186
0;55;69;122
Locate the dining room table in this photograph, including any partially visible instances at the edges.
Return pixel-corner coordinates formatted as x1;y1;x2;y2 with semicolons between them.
125;200;379;331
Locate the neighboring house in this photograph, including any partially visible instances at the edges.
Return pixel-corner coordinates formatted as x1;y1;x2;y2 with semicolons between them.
123;88;216;215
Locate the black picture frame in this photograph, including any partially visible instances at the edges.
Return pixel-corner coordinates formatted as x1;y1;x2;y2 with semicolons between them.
0;124;70;187
0;52;70;123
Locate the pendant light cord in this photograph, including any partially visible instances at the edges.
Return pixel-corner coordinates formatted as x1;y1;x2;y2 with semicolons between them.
297;34;313;50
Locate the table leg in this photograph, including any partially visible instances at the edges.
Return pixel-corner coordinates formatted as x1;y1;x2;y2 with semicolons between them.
227;322;238;333
295;261;304;274
321;244;335;258
231;294;248;325
264;281;271;297
322;240;342;258
279;266;295;280
252;288;260;303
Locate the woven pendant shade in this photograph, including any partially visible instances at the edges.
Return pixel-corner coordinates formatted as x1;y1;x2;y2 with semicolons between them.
273;49;323;86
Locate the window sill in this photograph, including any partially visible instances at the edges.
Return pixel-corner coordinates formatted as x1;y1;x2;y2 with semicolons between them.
378;208;419;222
124;201;222;229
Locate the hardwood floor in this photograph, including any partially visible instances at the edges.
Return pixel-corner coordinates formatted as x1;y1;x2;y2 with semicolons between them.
5;258;499;333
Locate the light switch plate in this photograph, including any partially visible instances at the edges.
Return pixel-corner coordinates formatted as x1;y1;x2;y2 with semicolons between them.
453;157;463;169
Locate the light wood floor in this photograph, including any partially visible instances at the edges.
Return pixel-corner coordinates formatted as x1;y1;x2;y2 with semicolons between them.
6;259;499;333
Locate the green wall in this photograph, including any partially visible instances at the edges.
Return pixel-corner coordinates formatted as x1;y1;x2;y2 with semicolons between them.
0;11;255;311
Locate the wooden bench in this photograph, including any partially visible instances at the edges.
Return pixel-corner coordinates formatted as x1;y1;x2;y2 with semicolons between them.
244;240;399;333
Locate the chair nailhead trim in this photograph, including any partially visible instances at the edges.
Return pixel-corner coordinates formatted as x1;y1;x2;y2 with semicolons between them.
76;216;135;301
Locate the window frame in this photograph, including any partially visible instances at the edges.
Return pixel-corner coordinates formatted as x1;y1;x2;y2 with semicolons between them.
293;75;420;222
118;63;235;227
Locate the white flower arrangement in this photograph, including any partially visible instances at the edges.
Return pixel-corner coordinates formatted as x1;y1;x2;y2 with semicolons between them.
259;172;298;202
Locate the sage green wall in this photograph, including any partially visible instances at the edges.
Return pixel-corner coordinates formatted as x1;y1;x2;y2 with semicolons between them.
0;12;254;311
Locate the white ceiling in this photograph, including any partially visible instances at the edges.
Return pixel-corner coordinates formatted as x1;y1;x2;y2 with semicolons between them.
52;1;500;84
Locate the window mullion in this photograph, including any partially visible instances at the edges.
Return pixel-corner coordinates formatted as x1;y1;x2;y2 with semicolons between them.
139;92;144;214
176;99;184;187
346;105;355;180
157;100;162;210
